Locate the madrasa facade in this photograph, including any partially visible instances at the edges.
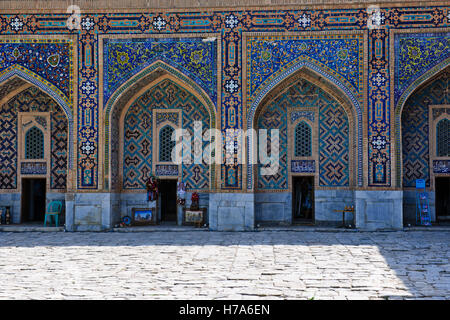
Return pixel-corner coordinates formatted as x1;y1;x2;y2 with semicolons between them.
0;0;449;231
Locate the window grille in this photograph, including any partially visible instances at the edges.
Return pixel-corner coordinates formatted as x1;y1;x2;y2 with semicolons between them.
159;125;175;162
437;119;450;157
295;121;312;157
25;126;44;159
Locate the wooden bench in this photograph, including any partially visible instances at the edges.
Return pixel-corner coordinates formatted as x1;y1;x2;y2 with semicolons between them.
333;206;355;228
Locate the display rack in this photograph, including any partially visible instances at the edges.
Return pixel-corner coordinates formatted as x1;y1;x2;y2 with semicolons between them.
415;179;431;226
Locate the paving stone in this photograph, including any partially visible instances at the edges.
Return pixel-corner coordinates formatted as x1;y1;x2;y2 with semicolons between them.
0;231;448;299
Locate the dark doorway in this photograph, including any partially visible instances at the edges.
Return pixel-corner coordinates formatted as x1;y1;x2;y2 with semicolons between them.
435;177;450;222
292;176;314;224
21;178;46;223
159;179;177;222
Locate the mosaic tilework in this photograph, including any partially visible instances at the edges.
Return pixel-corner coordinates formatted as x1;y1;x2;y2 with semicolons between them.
433;160;450;174
0;86;68;189
123;79;210;190
368;28;390;186
103;60;217;190
319;102;349;187
256;78;349;190
395;32;450;107
0;40;73;108
246;34;363;189
123;101;152;189
20;162;46;175
103;38;217;106
256;92;288;190
247;35;363;109
432;107;450;120
401;71;449;188
0;6;448;190
156;112;179;126
155;164;178;176
0;40;74;173
291;111;314;123
291;160;315;173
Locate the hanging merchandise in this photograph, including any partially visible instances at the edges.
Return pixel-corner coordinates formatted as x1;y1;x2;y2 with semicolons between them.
177;180;186;206
146;174;159;201
190;192;199;210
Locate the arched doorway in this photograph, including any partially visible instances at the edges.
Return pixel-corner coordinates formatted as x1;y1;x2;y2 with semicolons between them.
105;64;215;226
0;77;69;224
252;69;357;226
400;66;450;225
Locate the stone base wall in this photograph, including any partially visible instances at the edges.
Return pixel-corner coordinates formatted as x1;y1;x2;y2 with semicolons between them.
65;193;114;231
0;192;65;224
254;189;404;230
209;193;254;231
0;193;21;224
116;192;210;226
355;190;403;230
0;189;418;231
255;192;292;225
254;189;354;227
315;190;355;227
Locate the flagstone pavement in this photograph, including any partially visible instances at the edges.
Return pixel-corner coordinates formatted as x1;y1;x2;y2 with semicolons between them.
0;230;448;300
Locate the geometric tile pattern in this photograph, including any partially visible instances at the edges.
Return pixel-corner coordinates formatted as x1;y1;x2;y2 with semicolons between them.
247;35;363;109
247;34;363;189
123;79;210;190
50;109;68;189
392;31;450;187
256;90;288;190
0;40;73;107
291;160;315;173
103;37;217;106
0;86;68;189
395;32;450;107
401;71;449;188
319;101;349;187
368;28;390;186
1;6;449;191
257;78;349;189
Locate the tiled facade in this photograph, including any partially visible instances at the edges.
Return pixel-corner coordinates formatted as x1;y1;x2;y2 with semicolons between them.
0;0;449;230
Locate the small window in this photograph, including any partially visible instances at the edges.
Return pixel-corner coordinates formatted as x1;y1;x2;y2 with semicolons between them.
159;125;175;162
295;121;312;157
437;119;450;157
25;126;44;159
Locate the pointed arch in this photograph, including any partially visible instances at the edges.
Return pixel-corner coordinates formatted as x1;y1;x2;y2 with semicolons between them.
395;57;450;113
0;67;74;169
103;60;217;190
394;58;450;187
0;82;70;190
247;63;362;189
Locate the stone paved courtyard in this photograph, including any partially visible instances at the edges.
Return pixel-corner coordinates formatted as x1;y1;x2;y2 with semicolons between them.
0;230;448;300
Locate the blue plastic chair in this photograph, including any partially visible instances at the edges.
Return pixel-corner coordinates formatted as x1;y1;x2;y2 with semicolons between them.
44;201;62;227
